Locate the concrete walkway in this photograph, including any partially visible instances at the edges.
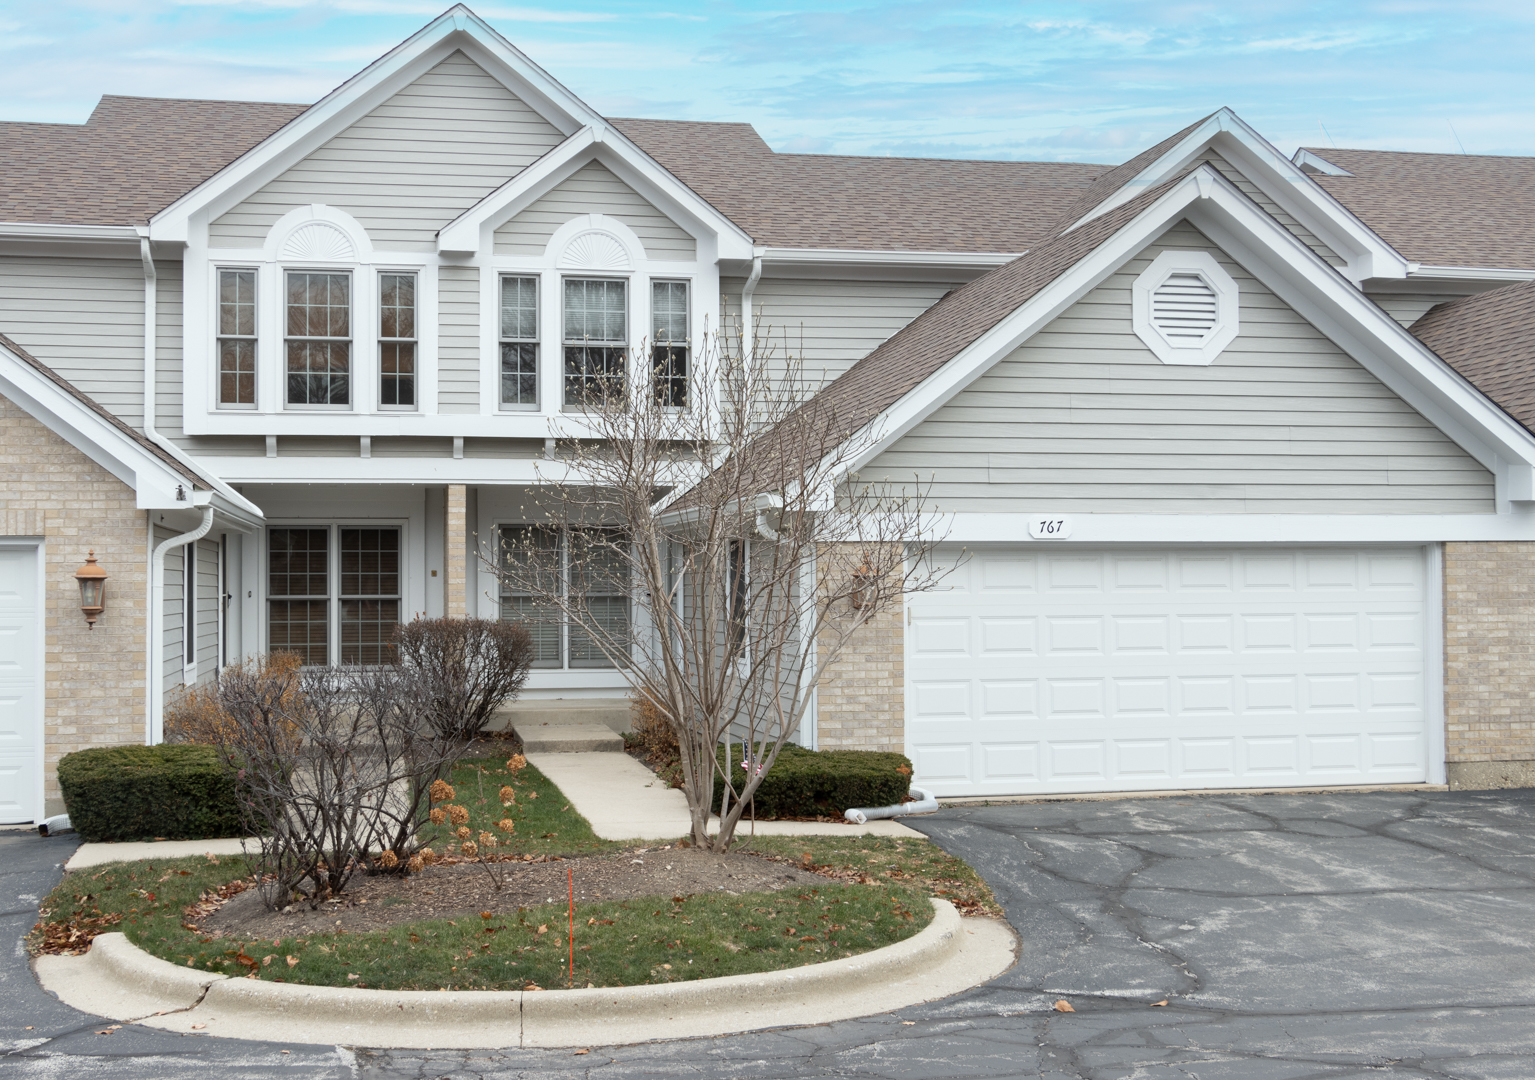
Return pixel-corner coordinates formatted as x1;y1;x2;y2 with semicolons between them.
65;836;256;871
526;751;926;840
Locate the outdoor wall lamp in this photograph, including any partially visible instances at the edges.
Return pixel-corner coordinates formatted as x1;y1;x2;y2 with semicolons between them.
74;551;108;629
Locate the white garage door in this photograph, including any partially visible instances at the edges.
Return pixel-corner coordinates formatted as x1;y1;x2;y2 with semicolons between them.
0;545;40;822
907;546;1429;797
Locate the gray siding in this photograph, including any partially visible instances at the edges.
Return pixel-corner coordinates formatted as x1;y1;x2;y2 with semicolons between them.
210;52;564;252
438;264;480;413
155;262;185;442
721;276;954;394
493;161;696;260
196;536;221;681
1197;151;1345;268
0;255;145;429
865;220;1494;514
1366;291;1465;329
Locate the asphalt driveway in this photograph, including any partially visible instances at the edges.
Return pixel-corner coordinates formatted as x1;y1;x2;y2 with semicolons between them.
4;789;1535;1078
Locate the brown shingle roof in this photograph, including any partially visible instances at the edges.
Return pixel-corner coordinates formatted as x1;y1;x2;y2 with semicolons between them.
0;95;308;227
610;117;1106;253
1412;280;1535;435
0;329;206;487
1302;147;1535;270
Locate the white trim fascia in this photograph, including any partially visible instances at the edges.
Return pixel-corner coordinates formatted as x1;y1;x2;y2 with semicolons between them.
0;222;141;243
1068;108;1408;283
0;339;203;510
1425;541;1447;786
933;511;1535;544
1408;264;1535;284
837;165;1535;505
1292;149;1353;176
202;456;581;484
437;128;750;259
758;248;1021;274
148;6;605;244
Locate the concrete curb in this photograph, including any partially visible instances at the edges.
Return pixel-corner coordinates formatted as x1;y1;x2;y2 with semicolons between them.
37;900;1018;1048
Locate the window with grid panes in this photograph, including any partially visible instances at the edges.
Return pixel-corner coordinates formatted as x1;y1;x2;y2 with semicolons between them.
498;526;628;668
268;527;330;665
378;273;416;408
217;269;257;407
563;278;626;407
651;280;688;407
286;272;351;406
500;275;539;407
339;528;400;664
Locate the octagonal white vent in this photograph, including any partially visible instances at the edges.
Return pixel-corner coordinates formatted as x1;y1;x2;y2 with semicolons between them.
1131;250;1239;366
558;230;631;272
279;222;355;263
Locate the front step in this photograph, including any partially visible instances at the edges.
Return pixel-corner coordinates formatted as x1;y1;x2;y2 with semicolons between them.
495;698;631;753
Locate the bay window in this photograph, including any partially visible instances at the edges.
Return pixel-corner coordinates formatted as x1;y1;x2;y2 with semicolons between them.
285;271;351;407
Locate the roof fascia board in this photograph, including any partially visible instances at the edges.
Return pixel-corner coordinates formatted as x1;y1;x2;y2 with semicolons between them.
1292;148;1353;176
759;248;1020;274
438;127;752;258
1409;265;1535;284
149;7;598;244
841;166;1535;502
1069;109;1408;283
0;223;140;243
0;343;197;509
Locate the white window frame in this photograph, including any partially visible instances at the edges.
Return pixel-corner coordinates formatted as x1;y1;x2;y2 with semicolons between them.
377;269;419;413
282;268;355;411
498;273;541;411
215;267;259;410
1131;249;1240;366
561;275;629;411
494;523;632;670
262;520;408;668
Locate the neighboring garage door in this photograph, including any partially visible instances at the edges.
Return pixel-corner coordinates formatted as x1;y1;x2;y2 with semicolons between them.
907;546;1429;797
0;546;40;823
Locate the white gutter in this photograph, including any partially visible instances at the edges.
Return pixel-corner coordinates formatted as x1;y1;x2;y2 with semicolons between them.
756;247;1018;272
148;506;214;744
0;222;141;243
1407;264;1535;284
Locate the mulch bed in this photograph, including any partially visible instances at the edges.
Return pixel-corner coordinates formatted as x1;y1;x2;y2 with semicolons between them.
200;846;837;940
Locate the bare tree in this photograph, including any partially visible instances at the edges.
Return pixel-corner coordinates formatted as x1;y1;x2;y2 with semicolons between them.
483;316;947;852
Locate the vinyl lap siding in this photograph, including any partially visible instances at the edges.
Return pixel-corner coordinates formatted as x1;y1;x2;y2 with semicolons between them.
493;161;696;260
0;255;145;429
866;220;1494;514
155;262;185;441
210;52;564;252
721;276;954;393
1197;152;1345;268
438;265;480;413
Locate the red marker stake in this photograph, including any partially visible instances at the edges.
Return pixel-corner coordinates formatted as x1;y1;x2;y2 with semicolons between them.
568;865;575;986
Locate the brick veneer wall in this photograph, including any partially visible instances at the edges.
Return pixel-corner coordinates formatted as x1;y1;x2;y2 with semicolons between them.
0;395;147;817
1444;541;1535;790
814;546;905;751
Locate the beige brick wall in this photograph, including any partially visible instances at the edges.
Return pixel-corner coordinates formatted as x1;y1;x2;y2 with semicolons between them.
1444;541;1535;787
0;395;148;817
815;546;905;752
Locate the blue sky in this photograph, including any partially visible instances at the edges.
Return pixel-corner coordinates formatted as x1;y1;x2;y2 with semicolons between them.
2;1;1533;164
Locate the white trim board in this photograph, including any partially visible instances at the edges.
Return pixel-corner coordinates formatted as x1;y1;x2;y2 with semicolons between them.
931;512;1535;545
837;164;1535;512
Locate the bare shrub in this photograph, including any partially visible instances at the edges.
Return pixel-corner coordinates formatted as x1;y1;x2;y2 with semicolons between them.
392;617;534;740
165;653;302;745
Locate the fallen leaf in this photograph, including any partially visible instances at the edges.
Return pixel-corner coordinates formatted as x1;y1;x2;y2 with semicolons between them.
536;924;548;935
574;1048;590;1055
1151;999;1168;1007
262;954;274;966
480;911;493;920
1054;1000;1075;1013
900;1021;916;1026
191;1023;207;1030
347;974;360;981
286;955;299;967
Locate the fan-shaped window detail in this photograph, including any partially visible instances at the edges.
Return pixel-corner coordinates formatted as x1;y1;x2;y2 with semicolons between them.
279;222;356;263
1151;273;1219;342
558;231;632;272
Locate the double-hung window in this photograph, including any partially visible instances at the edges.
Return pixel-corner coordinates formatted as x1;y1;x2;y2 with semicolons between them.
267;525;400;666
378;272;416;409
499;526;628;669
563;278;626;407
217;269;257;407
652;281;689;407
500;275;539;408
285;271;351;407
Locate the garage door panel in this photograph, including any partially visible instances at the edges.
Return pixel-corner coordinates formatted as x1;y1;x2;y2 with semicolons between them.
908;545;1429;797
0;547;38;824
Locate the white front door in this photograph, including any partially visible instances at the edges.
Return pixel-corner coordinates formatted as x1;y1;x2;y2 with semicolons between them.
907;546;1429;798
0;545;41;823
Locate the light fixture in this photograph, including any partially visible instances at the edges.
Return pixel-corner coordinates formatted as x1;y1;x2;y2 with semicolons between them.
74;551;108;629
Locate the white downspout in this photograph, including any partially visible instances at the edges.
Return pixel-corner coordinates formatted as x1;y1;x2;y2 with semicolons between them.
740;254;762;375
149;507;214;744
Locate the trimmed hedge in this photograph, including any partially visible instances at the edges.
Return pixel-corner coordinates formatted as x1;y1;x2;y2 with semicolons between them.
709;744;912;819
57;744;243;842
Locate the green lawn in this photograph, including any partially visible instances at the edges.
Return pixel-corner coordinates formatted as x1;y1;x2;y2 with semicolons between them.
418;756;623;861
739;835;1002;917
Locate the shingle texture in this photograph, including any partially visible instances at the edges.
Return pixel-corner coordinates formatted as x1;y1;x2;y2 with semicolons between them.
0;95;308;226
1412;280;1535;436
1302;147;1535;269
610;117;1106;253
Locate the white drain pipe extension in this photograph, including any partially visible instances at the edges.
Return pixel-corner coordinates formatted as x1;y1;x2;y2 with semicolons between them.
149;506;214;744
845;785;939;825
